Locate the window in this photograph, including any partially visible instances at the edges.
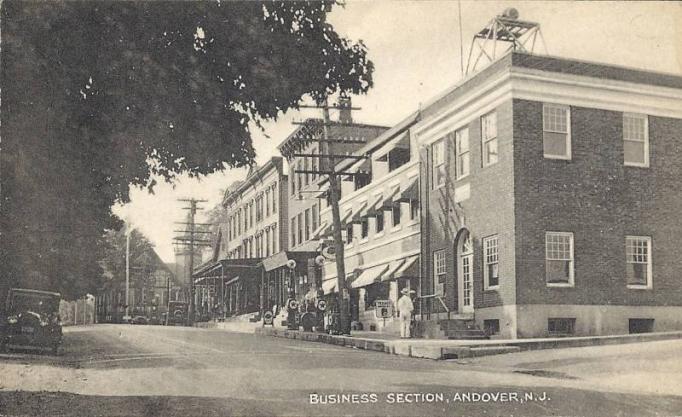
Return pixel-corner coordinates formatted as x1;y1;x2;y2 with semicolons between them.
410;200;419;221
304;208;311;241
297;213;303;244
626;236;652;288
346;222;354;244
481;111;498;166
483;235;499;289
265;228;270;257
434;250;446;296
629;318;654;334
483;319;500;336
312;204;318;232
291;216;297;247
265;189;270;217
297;160;303;191
543;104;571;159
431;139;446;189
548;318;575;336
623;114;649;167
455;128;470;179
304;157;310;186
545;232;574;286
272;183;277;213
361;218;369;239
291;166;296;195
237;209;242;235
375;211;384;234
392;204;401;227
272;223;278;253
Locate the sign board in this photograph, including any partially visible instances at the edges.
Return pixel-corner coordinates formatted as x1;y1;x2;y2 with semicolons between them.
375;300;393;318
263;311;274;326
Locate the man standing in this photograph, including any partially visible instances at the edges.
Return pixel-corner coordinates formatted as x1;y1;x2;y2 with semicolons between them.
397;287;415;338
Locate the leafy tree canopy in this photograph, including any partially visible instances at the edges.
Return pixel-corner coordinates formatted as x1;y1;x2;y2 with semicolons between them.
0;1;374;299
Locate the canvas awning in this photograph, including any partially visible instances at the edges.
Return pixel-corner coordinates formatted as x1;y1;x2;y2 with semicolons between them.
311;184;329;199
381;258;406;282
351;264;389;289
363;194;384;218
340;209;353;225
310;221;329;240
375;131;410;162
262;252;290;272
350;201;369;223
343;158;371;181
396;177;419;202
380;186;401;210
322;279;337;295
394;255;420;278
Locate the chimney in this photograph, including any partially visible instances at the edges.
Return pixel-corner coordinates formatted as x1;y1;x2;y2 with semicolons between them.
338;96;352;124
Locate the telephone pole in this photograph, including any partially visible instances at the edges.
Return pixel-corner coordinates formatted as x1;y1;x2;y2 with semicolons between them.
293;96;365;335
173;198;212;323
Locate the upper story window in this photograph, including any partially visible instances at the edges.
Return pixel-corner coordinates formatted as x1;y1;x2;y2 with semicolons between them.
543;103;571;160
272;183;278;213
623;114;649;167
375;210;384;234
410;199;419;221
392;204;401;227
297;160;303;191
355;173;371;191
312;204;319;232
297;213;303;244
291;165;296;195
483;235;499;289
545;231;574;287
345;222;354;245
304;208;311;241
265;189;271;217
360;218;369;239
434;249;446;296
626;236;652;289
290;216;297;247
481;111;498;166
455;128;470;180
431;138;446;189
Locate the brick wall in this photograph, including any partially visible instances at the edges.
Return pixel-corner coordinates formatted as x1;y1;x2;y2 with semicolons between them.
422;99;517;313
513;99;682;306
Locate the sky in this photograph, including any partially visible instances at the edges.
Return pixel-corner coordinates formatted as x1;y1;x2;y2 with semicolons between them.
113;1;682;263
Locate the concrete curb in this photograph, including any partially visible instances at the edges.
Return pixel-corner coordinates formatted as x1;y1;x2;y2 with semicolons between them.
255;327;682;360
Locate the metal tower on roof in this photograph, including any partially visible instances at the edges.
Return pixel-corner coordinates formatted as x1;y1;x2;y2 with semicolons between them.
465;8;547;75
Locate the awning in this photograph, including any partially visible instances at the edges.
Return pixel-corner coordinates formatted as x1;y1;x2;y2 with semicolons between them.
381;259;406;282
225;276;240;286
350;201;368;223
322;279;337;295
396;177;419;202
310;221;329;240
343;158;371;181
351;264;389;289
363;194;383;218
311;184;329;199
340;209;353;224
395;255;420;278
262;251;290;272
381;186;401;210
375;131;410;162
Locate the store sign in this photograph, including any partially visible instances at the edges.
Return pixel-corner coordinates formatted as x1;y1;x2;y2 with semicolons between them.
375;300;393;318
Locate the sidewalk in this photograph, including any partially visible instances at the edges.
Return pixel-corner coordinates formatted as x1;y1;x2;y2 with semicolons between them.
255;326;682;360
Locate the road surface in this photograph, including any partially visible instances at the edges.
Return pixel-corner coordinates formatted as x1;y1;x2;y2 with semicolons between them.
0;324;680;416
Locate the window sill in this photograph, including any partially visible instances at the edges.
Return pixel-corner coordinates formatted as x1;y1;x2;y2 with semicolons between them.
484;285;499;291
624;162;650;169
547;283;574;288
359;238;369;245
627;284;652;290
544;154;572;161
482;161;499;168
374;232;385;239
391;225;402;232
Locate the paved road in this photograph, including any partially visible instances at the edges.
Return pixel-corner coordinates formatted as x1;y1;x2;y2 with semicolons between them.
0;324;680;416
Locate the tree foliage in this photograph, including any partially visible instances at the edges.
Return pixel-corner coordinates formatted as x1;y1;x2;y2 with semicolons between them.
0;1;374;299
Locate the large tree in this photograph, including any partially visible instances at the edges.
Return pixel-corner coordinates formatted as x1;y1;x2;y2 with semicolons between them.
0;1;374;299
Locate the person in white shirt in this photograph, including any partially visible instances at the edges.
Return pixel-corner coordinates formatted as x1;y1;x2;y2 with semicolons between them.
396;287;415;338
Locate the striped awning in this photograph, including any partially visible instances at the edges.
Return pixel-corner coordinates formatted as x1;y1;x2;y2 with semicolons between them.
395;255;419;278
375;131;410;162
396;177;419;202
351;264;389;289
381;186;401;210
381;258;407;282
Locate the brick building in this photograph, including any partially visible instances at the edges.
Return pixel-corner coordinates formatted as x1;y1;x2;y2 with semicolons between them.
414;51;682;338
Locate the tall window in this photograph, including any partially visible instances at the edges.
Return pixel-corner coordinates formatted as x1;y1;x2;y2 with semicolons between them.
455;128;470;179
410;200;419;221
346;222;354;244
361;218;369;239
312;204;319;232
545;232;574;286
291;216;297;247
481;111;498;166
297;213;303;244
272;223;278;253
434;249;446;296
304;208;311;241
272;183;278;213
543;103;571;159
623;114;649;167
265;189;271;217
291;166;296;195
265;228;271;257
392;204;401;227
626;236;652;288
237;209;242;235
431;138;446;189
483;235;499;289
375;211;384;234
297;160;303;191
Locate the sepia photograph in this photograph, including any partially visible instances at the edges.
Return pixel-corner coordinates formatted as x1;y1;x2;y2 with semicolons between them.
1;1;681;416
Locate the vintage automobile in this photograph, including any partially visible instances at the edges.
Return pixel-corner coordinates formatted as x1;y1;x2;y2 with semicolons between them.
0;288;63;355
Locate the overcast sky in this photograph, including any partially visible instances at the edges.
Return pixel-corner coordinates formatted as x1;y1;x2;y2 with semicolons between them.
113;1;682;263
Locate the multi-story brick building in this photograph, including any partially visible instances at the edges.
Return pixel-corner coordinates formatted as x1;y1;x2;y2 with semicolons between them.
414;51;682;338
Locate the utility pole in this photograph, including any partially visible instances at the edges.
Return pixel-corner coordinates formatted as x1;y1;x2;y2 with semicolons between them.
292;96;365;335
173;198;212;324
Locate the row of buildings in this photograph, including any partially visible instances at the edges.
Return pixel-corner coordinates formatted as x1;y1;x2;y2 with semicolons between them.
192;51;682;339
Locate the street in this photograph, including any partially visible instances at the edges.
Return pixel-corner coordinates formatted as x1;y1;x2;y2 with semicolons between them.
1;325;681;416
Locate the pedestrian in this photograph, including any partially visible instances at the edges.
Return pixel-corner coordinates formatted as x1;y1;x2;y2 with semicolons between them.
397;287;415;338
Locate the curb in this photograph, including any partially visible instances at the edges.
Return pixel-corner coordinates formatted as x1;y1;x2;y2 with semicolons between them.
255;327;682;360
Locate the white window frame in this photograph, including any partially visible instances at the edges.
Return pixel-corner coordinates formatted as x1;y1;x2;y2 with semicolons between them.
545;231;574;287
483;235;499;290
623;113;649;168
455;127;470;180
433;249;446;296
542;103;571;160
431;138;446;189
626;236;653;289
481;111;498;167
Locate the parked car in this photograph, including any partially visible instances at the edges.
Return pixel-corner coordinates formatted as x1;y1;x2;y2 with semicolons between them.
0;288;62;355
130;315;148;325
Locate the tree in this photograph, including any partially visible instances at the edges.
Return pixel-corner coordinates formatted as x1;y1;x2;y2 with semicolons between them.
0;1;375;299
